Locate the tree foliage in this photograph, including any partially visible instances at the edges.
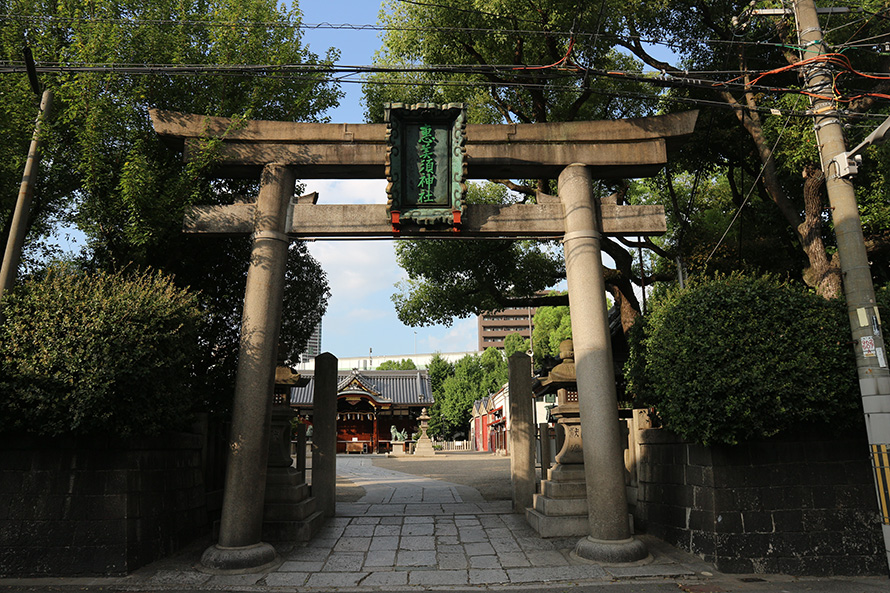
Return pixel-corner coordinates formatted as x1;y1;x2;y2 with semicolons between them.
376;358;417;370
425;352;455;438
392;183;564;326
1;0;339;410
432;348;508;438
503;333;530;358
0;266;204;437
531;303;573;366
368;0;890;331
624;274;864;446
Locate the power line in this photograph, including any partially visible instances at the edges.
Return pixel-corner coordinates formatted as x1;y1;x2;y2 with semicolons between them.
6;13;889;56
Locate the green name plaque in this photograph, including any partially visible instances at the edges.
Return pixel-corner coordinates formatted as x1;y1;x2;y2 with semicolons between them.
385;102;467;231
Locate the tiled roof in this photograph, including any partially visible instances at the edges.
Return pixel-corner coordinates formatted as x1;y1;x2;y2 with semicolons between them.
290;369;433;406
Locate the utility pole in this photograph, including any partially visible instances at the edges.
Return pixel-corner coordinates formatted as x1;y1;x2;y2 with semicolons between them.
793;0;890;572
0;47;52;300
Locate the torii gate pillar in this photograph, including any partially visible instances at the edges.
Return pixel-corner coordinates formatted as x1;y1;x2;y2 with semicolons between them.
560;164;649;563
201;164;294;573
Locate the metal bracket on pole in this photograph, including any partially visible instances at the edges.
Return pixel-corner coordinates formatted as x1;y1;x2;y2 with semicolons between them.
830;115;890;178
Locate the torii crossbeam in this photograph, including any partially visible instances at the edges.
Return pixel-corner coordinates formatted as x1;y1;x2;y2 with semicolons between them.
150;108;698;572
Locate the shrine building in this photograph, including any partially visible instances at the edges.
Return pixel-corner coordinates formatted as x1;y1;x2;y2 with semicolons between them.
290;368;433;454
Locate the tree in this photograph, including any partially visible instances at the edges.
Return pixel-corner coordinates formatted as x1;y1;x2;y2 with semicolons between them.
392;182;565;327
531;304;573;366
425;353;455;438
433;348;507;438
619;0;890;297
503;333;530;358
368;0;890;326
624;274;864;445
1;0;341;409
376;359;417;370
0;266;204;437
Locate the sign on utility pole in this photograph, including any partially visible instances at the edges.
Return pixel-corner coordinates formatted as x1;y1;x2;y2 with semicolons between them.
792;0;890;571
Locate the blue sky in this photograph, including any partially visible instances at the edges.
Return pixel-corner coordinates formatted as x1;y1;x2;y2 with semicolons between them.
297;2;482;359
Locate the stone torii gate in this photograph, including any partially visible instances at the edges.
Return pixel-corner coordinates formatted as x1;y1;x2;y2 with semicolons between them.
150;108;697;571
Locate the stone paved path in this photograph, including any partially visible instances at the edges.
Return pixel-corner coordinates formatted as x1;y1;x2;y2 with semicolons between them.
147;456;705;590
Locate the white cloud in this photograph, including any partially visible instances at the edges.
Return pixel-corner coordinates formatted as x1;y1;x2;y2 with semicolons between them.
301;178;388;205
346;307;390;321
307;240;399;301
426;317;479;354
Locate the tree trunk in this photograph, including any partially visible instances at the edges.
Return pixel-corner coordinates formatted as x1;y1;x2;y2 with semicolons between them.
799;165;842;298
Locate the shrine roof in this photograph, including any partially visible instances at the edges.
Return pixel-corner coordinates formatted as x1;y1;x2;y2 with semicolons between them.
290;369;433;407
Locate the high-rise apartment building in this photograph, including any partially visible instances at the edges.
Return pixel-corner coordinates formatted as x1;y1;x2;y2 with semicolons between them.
477;306;536;351
299;322;322;363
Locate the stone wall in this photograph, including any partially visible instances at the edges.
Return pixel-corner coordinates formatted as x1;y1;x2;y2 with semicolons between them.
0;432;208;577
634;427;885;576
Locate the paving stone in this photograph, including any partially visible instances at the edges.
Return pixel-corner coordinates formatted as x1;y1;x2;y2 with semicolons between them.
435;524;458;536
352;516;381;525
400;535;436;550
334;503;369;516
364;549;397;567
437;535;460;545
305;572;369;587
343;524;376;537
379;516;403;525
316;525;345;538
485;527;514;539
479;515;508;528
322;552;365;572
437;544;464;555
437;552;468;569
205;573;265;587
396;549;437;567
408;569;469;585
403;517;436;525
402;522;435;536
469;555;502;569
496;551;532;568
334;536;372;552
469;568;509;584
490;537;522;553
148;570;210;585
263;572;309;587
373;524;401;537
405;504;439;515
527;549;570;566
507;565;608;583
605;565;696;579
459;527;488;542
456;518;481;527
464;541;495;556
361;571;408;586
284;546;332;561
370;535;399;551
517;535;555;551
369;503;403;515
278;560;325;572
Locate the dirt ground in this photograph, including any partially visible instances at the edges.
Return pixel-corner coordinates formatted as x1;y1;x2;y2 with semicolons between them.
335;450;513;502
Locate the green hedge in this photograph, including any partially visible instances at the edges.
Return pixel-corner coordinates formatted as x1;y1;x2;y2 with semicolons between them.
625;274;865;446
0;267;204;437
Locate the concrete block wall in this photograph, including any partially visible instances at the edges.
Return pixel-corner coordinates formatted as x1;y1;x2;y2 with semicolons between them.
634;427;885;576
0;432;208;577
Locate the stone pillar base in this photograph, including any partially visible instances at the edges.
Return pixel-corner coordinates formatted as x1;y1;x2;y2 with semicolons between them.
572;536;649;564
199;542;280;574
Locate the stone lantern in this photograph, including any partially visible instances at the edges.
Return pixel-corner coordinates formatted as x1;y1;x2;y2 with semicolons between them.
261;349;323;542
